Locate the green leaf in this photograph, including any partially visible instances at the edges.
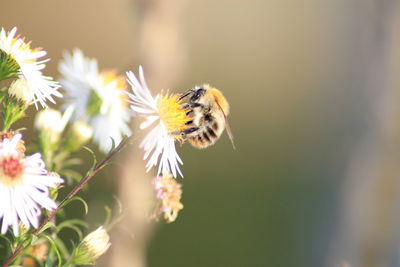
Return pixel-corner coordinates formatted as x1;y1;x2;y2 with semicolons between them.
62;158;83;168
103;206;112;227
61;169;83;183
0;234;13;251
60;224;83;240
60;196;89;215
57;219;88;229
0;86;8;103
31;235;39;245
44;235;63;267
36;221;55;235
82;146;97;172
56;219;88;240
21;234;33;247
109;137;116;152
52;236;70;260
13;127;26;132
115;195;123;214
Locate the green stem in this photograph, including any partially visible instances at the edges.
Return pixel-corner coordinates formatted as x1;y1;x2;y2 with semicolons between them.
1;137;132;267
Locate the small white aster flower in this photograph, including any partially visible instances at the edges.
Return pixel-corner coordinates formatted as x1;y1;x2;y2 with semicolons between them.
59;49;131;152
0;27;62;108
127;66;191;178
0;133;63;235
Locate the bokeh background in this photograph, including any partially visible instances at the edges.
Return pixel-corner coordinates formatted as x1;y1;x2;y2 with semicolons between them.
2;0;400;266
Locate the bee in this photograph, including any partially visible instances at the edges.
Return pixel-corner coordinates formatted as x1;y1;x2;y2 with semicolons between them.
174;84;235;149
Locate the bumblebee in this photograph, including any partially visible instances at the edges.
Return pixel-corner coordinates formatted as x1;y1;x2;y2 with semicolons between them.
174;84;235;149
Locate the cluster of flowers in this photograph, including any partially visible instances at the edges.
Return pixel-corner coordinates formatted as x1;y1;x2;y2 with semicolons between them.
0;27;192;266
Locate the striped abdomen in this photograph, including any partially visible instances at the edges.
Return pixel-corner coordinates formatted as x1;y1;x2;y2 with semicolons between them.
187;119;224;149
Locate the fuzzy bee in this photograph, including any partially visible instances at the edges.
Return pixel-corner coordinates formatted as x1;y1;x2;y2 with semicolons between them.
173;84;235;149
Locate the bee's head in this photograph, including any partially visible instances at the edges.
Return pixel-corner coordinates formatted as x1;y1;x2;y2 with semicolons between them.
179;86;207;102
189;87;206;101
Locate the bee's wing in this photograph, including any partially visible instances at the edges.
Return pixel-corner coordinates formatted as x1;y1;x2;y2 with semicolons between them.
224;117;236;150
216;101;236;150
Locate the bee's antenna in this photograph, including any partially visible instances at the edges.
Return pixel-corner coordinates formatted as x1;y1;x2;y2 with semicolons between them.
179;91;192;100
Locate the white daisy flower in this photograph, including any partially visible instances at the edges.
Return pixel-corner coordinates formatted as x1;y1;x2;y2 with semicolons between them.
0;27;62;107
127;66;191;178
0;134;63;235
59;49;131;152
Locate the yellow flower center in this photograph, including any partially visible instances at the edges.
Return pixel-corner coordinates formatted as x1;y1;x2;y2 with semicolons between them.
157;94;191;136
101;70;128;105
101;71;125;88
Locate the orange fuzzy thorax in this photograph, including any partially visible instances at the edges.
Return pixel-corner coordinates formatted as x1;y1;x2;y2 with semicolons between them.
208;87;230;115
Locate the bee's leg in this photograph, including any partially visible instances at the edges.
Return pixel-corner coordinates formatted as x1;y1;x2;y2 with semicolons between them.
182;127;200;134
170;127;199;136
182;102;204;109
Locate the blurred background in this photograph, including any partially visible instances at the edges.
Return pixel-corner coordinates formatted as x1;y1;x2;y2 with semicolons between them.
2;0;400;266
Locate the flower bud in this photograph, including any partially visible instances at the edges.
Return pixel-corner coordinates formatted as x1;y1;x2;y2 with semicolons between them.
8;78;34;105
34;107;73;148
64;121;93;152
34;108;64;147
34;108;63;133
71;227;111;265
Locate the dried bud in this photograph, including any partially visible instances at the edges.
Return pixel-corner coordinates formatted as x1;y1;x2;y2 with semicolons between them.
151;174;184;223
70;227;111;265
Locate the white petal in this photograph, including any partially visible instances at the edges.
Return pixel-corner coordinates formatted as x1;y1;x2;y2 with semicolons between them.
140;115;159;130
